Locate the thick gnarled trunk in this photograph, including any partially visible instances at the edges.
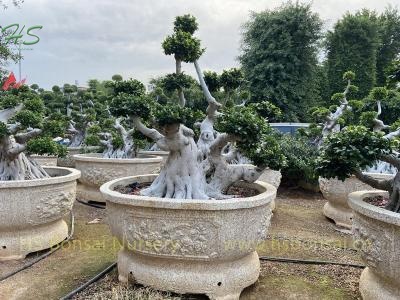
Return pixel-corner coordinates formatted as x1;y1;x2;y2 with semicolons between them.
100;118;136;159
0;136;49;180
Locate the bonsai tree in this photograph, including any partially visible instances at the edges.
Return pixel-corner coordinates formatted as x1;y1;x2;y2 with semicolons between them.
0;90;64;180
114;15;285;199
64;85;98;147
86;78;149;159
317;86;400;212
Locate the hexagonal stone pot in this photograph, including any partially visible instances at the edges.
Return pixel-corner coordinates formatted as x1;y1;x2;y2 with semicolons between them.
101;174;276;300
0;167;81;261
349;190;400;300
74;154;162;203
319;173;393;229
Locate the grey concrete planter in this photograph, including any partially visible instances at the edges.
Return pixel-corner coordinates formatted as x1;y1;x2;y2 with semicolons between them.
30;155;58;166
57;146;100;168
349;190;400;300
74;154;162;203
319;173;393;229
0;167;80;261
101;174;276;300
138;150;169;165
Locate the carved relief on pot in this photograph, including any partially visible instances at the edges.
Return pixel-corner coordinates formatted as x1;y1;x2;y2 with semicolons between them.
353;214;397;278
28;184;76;225
80;166;125;186
122;214;220;259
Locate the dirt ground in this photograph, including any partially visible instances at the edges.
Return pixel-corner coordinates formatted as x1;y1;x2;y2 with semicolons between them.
0;188;363;300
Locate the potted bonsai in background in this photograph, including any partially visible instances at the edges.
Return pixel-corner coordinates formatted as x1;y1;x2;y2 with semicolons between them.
316;117;400;299
54;83;102;168
101;15;285;299
73;78;163;203
0;88;80;261
304;72;394;228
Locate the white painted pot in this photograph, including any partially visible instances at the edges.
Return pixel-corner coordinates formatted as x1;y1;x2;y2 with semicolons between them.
319;173;393;229
30;155;58;166
101;174;276;300
0;167;80;261
57;146;100;168
349;190;400;300
74;154;162;203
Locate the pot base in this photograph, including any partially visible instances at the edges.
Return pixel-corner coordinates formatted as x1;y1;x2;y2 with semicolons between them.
0;219;68;261
118;249;260;300
323;201;352;229
360;267;400;300
77;183;105;203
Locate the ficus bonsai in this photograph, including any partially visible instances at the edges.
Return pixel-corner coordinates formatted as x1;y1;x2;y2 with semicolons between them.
112;15;286;199
317;86;400;212
0;90;65;180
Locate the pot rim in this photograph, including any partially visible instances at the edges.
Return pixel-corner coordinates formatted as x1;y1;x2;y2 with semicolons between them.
0;166;81;188
348;190;400;226
73;153;163;164
138;150;169;155
100;174;276;210
67;146;100;151
319;173;394;182
30;154;58;158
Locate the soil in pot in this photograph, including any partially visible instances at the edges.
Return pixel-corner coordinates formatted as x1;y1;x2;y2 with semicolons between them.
113;182;261;198
363;195;389;208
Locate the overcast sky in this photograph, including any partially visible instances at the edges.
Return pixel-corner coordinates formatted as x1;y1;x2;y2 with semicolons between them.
1;0;399;89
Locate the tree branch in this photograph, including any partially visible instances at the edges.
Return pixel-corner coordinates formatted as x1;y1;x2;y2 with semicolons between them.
194;60;222;116
209;133;238;160
384;128;400;140
14;128;42;144
132;117;163;141
0;103;23;123
114;117;128;137
354;169;392;191
176;59;186;107
321;79;352;139
381;154;400;169
373;101;389;132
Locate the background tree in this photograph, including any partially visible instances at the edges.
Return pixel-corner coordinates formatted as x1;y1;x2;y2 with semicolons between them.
240;2;322;121
111;74;123;82
386;58;400;88
376;7;400;86
326;10;379;98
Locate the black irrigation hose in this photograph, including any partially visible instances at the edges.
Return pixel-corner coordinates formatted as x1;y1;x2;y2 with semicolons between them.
60;262;117;300
259;256;365;268
0;212;75;282
76;199;106;209
59;255;365;299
